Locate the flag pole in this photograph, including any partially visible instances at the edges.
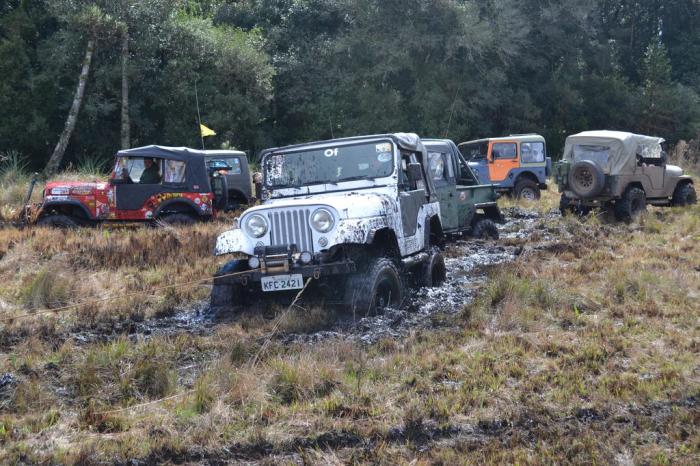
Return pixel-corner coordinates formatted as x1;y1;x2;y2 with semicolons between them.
195;80;205;150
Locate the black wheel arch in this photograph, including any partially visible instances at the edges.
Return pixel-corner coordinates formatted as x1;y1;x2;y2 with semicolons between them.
515;171;539;185
155;198;202;218
425;215;444;247
368;228;401;258
39;200;93;220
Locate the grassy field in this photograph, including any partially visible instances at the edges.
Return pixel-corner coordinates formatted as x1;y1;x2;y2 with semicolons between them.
0;172;698;464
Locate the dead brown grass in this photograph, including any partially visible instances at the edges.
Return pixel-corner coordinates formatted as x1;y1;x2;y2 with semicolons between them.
0;189;698;464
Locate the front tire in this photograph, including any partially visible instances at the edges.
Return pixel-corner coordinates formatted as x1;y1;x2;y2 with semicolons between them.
209;279;247;315
344;257;403;315
614;187;646;222
514;179;541;200
36;214;79;228
671;183;697;207
559;194;591;217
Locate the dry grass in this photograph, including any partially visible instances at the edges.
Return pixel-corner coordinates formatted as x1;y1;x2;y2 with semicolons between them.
0;184;698;464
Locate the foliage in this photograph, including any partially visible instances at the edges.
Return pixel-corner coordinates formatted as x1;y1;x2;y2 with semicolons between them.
0;0;699;168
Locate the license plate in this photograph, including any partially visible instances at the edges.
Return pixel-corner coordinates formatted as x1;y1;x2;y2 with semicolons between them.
261;274;304;292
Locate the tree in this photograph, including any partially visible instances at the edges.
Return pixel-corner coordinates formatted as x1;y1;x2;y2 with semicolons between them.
44;4;117;175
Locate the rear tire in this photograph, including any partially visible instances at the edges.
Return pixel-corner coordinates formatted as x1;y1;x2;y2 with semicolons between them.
614;187;646;222
421;248;447;287
514;179;541;200
36;214;79;228
345;257;403;315
159;213;197;226
671;183;697;206
471;218;499;240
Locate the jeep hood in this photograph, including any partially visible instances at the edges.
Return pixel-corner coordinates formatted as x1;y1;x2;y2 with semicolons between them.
247;190;396;220
44;181;109;195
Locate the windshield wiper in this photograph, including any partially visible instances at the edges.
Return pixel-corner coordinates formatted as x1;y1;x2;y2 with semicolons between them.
337;175;374;182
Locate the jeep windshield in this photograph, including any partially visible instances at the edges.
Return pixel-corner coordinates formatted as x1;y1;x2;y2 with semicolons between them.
264;141;395;189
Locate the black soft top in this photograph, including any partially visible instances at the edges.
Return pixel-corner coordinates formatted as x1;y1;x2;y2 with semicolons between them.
117;145;208;162
259;133;425;160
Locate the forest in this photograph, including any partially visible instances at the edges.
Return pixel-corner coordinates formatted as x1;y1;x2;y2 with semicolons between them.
1;0;699;170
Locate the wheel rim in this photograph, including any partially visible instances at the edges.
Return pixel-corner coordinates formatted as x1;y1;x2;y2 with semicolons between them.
520;187;536;200
574;168;593;190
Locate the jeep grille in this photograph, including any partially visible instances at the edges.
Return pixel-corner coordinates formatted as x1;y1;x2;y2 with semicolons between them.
267;209;314;253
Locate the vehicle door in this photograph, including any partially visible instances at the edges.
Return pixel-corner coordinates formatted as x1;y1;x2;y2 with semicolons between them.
398;151;428;238
460;141;490;184
488;141;519;183
427;149;458;232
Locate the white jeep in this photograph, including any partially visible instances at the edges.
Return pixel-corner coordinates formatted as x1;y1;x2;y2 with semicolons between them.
211;133;446;314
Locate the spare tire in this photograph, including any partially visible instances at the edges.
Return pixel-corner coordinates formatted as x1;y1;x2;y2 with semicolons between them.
568;160;605;199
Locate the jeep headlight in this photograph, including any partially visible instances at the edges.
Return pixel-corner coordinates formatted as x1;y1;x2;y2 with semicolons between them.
310;208;335;233
244;214;268;238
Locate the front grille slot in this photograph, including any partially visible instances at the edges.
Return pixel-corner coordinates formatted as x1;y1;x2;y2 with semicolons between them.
268;209;313;252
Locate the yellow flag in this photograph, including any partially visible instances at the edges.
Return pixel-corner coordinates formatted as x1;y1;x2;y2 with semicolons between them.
200;124;216;137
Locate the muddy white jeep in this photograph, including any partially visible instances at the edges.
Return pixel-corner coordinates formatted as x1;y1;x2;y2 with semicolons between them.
211;133;446;314
554;131;696;220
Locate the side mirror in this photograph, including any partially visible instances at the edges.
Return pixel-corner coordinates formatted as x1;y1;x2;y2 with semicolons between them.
407;163;423;190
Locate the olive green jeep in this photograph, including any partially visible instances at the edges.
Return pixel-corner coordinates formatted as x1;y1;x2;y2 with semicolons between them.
553;131;696;221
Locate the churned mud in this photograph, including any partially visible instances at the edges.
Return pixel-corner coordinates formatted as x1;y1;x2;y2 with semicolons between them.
0;207;569;351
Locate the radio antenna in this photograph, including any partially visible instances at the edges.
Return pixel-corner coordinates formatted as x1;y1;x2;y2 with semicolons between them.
195;80;204;149
443;89;459;138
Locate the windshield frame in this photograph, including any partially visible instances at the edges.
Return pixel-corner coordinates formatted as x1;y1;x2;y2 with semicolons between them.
261;138;398;192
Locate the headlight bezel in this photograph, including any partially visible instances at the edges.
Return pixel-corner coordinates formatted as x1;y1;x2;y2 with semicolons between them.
310;208;335;233
244;213;268;238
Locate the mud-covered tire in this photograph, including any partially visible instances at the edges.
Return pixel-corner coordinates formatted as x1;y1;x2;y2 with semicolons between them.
421;248;447;288
344;257;403;315
36;214;79;228
559;194;591;217
209;280;246;315
568;160;605;199
472;218;499;240
159;213;197;226
514;179;540;200
614;186;646;222
671;183;697;207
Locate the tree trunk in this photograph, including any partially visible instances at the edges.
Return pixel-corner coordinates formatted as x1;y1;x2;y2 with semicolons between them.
120;29;130;149
44;38;95;176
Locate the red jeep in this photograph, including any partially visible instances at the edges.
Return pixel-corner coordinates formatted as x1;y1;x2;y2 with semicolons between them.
31;146;229;227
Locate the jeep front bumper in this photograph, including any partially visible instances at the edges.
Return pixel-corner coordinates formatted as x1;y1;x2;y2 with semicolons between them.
214;245;357;287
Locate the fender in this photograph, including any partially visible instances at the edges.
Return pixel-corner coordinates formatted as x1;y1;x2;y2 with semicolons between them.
155;198;201;217
40;200;94;220
424;214;443;247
